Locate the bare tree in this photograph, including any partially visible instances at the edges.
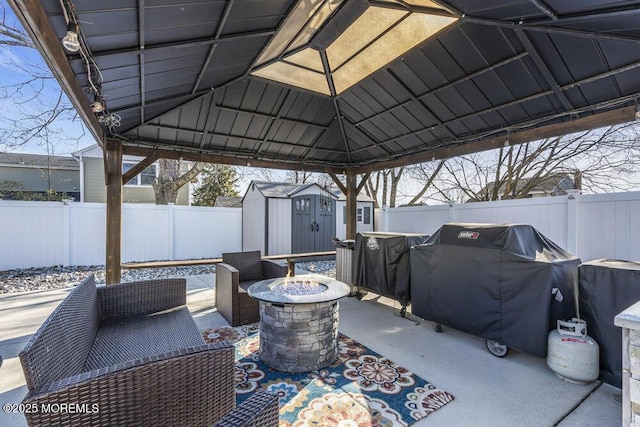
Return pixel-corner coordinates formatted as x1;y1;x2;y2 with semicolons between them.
0;4;32;48
363;167;410;208
1;4;84;151
240;166;334;189
432;124;640;203
403;160;446;205
152;159;206;204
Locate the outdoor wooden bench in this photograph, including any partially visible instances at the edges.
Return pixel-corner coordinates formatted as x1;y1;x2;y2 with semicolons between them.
18;274;278;427
122;250;336;277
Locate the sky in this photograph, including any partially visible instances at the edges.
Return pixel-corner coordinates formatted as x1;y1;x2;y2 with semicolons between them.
0;2;96;156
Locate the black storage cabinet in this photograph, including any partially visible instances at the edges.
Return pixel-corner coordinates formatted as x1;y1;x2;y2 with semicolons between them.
354;232;429;306
410;223;580;357
579;259;640;388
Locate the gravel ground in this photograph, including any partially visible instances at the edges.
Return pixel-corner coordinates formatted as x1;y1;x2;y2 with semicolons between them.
0;260;336;294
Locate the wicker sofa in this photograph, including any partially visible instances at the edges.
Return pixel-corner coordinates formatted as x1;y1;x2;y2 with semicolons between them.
216;251;288;327
19;274;279;427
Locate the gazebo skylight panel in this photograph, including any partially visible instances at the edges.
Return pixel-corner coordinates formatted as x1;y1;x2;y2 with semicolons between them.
251;0;458;96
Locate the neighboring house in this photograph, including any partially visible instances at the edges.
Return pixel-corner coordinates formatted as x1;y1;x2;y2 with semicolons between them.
478;174;578;201
242;181;375;256
214;196;243;208
73;144;191;205
0;152;80;200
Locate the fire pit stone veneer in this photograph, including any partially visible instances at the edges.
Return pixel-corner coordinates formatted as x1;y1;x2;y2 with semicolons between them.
248;274;350;373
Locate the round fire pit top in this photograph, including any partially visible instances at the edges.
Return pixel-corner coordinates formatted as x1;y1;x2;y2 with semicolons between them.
248;274;350;304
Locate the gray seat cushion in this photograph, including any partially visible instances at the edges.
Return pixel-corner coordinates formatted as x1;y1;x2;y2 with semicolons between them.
84;307;205;370
238;279;260;293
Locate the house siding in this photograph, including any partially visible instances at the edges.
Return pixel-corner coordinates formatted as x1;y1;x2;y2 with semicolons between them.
82;158;189;204
0;165;79;193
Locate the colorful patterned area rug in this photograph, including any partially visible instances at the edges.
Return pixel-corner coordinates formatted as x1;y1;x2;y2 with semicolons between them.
201;323;454;427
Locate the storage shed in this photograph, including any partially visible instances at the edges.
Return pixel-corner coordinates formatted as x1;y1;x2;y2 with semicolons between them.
242;181;374;256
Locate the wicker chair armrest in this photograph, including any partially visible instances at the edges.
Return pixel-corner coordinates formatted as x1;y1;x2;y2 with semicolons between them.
217;263;240;289
213;389;280;427
261;260;288;279
23;343;236;427
97;278;186;317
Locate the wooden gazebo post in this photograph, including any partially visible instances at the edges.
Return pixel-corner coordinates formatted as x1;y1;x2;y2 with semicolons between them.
345;170;357;240
328;168;371;241
105;139;122;285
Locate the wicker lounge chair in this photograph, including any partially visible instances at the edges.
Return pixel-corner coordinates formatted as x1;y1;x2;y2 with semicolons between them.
19;274;278;427
216;251;288;327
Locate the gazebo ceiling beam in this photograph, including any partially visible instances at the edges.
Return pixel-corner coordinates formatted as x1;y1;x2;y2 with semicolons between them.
362;57;640;150
525;3;640;25
198;92;217;150
78;29;276;61
385;69;457;139
213;105;329;129
515;30;574;111
122;144;335;173
368;0;457;18
191;0;235;94
140;123;346;155
354;52;529;126
110;89;211;115
137;0;146;123
527;0;558;20
253;89;291;157
466;17;640;44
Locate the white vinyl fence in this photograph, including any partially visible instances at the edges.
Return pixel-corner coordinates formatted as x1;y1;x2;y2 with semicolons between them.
375;190;640;263
0;201;242;270
2;191;638;270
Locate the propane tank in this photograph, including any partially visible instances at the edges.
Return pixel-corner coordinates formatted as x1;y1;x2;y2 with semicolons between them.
546;318;599;384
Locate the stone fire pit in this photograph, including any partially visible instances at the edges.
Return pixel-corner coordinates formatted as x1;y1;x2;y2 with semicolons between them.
248;274;350;373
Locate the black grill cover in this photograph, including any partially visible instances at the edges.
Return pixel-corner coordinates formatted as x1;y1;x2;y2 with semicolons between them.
579;259;640;388
410;223;580;357
354;232;429;305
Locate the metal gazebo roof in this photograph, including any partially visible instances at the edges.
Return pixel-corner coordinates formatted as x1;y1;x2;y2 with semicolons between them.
9;0;640;174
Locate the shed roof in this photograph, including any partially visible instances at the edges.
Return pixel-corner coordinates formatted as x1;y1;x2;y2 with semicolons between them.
9;0;640;174
249;180;374;202
252;181;307;199
214;196;243;207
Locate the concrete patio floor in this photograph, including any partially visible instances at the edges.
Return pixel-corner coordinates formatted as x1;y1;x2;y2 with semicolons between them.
0;272;621;426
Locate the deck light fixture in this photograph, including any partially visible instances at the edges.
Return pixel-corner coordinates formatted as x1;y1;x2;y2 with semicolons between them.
62;22;80;52
251;0;457;96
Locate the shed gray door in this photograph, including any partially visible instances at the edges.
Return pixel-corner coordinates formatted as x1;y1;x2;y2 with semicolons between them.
316;195;335;251
292;195;335;253
292;196;314;253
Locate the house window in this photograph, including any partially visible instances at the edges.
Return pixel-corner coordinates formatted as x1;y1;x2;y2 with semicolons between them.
123;162;157;186
363;206;371;225
357;208;363;222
